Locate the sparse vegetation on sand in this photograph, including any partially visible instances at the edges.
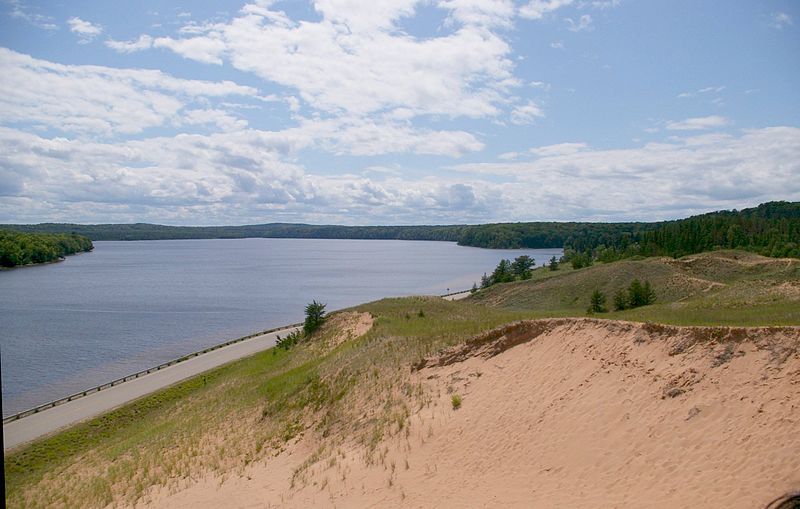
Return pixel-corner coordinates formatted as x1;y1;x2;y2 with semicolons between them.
470;250;800;326
4;250;798;508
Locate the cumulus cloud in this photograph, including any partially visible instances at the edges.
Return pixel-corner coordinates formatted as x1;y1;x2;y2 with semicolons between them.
105;34;154;53
2;125;797;224
0;48;257;136
450;127;800;220
132;1;517;120
67;17;102;43
0;126;492;224
666;115;728;131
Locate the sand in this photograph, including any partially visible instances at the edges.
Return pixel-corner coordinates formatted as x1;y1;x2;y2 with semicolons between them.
142;319;800;508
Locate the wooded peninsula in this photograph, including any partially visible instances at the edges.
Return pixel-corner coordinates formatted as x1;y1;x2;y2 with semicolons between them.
0;231;94;268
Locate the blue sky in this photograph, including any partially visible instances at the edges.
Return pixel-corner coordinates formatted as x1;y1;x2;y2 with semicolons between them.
0;0;798;225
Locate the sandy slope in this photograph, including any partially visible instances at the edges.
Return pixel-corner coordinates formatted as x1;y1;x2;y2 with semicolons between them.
144;319;800;508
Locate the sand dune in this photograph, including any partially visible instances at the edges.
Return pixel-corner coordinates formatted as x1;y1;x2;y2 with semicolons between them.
144;319;800;508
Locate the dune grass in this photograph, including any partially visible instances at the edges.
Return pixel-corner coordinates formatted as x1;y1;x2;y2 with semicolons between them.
4;298;529;508
470;250;800;326
5;250;797;507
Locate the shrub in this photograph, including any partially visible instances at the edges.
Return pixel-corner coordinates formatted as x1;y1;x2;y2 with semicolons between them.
451;394;462;410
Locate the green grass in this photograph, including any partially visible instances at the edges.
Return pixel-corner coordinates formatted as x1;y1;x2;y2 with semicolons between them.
5;250;797;507
469;250;800;326
4;299;530;508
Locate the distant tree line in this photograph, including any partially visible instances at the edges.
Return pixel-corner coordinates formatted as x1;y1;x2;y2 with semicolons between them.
562;201;800;262
0;230;93;268
2;201;797;259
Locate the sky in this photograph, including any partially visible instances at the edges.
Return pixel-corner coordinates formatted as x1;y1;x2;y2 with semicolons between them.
0;0;798;225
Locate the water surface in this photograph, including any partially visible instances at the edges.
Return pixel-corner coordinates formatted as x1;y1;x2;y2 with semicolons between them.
0;238;561;416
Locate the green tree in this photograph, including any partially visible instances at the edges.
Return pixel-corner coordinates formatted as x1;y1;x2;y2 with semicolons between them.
480;272;491;289
613;288;628;311
511;255;534;280
628;279;645;307
548;256;559;271
588;289;607;313
303;300;327;335
491;259;514;284
626;279;656;308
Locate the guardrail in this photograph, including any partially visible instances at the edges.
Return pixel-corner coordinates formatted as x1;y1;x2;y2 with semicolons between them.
2;322;302;425
2;288;470;425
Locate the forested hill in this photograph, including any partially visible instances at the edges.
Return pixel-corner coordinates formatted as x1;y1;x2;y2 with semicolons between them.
0;221;650;250
636;201;800;259
2;201;797;259
0;231;93;268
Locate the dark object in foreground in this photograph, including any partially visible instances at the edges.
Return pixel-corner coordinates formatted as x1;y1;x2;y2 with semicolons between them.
765;492;800;509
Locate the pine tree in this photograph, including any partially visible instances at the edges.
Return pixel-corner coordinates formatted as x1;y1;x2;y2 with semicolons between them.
511;255;535;280
588;289;607;313
613;288;628;311
303;300;327;335
491;259;514;283
548;256;559;271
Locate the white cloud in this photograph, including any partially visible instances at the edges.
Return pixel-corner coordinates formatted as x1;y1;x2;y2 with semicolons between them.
0;49;258;136
447;127;800;220
153;34;227;65
666;115;728;131
439;0;516;28
770;12;793;30
677;85;725;99
509;100;545;124
565;14;592;32
586;0;620;9
529;142;587;156
67;17;103;43
519;0;574;20
7;0;57;30
105;35;154;53
0;126;491;224
550;41;564;49
2;126;797;224
135;1;517;119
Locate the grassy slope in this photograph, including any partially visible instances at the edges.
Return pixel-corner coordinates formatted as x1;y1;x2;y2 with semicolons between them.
470;250;800;326
4;299;530;508
4;250;798;507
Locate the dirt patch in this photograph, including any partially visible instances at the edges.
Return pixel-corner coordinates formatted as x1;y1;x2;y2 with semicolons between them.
311;311;373;352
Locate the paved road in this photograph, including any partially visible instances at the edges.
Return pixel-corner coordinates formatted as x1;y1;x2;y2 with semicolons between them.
443;290;472;301
3;325;299;452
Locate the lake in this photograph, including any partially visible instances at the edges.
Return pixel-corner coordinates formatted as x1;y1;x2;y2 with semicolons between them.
0;238;561;416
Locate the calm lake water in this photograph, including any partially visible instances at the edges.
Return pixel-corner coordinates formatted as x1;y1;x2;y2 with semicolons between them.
0;238;561;416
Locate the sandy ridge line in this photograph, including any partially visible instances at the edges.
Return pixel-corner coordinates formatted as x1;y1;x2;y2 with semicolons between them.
414;317;800;369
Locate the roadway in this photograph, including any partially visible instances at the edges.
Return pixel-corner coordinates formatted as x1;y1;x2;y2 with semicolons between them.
3;325;299;451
